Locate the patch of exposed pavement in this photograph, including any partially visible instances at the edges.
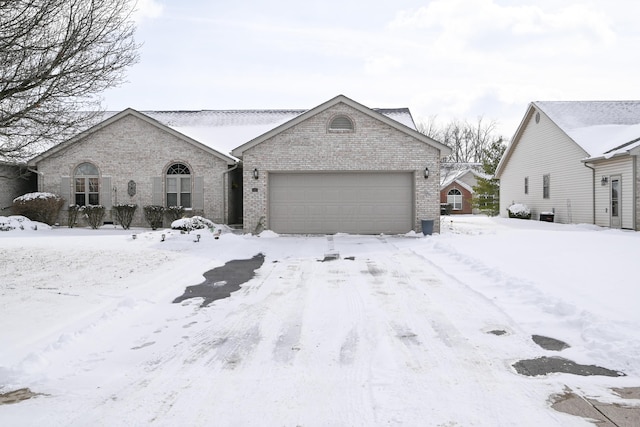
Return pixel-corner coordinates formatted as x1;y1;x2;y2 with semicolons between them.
0;388;46;405
552;387;640;427
173;253;265;307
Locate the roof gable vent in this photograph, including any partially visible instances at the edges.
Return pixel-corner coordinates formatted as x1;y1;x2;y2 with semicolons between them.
329;115;354;131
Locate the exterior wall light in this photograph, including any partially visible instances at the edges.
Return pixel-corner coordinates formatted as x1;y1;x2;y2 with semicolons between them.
253;168;259;179
601;176;608;186
424;166;430;179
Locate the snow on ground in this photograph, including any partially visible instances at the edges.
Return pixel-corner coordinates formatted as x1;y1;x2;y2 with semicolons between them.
0;215;638;426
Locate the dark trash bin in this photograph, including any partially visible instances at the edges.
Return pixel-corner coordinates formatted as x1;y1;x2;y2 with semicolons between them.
421;219;434;236
539;213;554;222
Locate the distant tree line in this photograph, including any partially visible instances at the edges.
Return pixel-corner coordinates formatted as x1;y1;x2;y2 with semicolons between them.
417;116;506;167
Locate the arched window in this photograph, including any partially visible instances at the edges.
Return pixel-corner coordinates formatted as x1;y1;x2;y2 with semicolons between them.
166;163;191;208
74;162;99;206
447;188;462;211
328;115;354;131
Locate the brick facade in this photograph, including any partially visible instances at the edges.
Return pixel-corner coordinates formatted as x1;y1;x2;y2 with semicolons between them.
440;182;474;214
240;102;443;234
34;113;232;228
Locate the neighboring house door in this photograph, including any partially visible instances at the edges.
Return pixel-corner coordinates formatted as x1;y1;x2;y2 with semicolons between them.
610;175;621;228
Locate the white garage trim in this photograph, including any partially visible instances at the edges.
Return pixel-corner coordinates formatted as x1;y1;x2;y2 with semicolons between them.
269;172;414;234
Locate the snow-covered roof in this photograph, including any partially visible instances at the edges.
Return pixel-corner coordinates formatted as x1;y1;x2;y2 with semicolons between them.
439;164;491;190
100;107;417;159
534;101;640;158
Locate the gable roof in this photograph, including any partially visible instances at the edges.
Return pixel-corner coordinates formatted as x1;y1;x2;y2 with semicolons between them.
231;94;451;158
440;168;490;190
29;109;237;166
144;106;418;159
495;101;640;177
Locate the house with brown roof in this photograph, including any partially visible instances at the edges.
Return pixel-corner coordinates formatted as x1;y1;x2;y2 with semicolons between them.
495;101;640;230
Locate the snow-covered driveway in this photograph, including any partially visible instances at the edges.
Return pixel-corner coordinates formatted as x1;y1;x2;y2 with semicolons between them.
1;218;638;426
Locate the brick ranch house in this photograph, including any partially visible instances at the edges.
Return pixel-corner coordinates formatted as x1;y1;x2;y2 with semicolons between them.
21;95;451;234
439;163;490;214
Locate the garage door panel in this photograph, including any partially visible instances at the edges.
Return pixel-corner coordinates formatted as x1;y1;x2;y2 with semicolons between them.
269;172;413;234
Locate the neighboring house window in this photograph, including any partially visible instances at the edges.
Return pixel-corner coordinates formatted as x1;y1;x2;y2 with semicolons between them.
447;188;462;210
74;162;99;206
524;177;529;194
166;163;191;208
329;115;354;131
543;174;550;199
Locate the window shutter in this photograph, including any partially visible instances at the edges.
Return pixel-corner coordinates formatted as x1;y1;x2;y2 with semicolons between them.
101;177;112;209
193;176;204;210
60;176;71;210
152;177;163;205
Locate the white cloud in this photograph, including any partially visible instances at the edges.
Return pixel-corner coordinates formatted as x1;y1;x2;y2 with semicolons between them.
133;0;164;23
389;0;616;54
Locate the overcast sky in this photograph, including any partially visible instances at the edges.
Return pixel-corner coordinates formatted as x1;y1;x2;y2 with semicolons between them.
105;0;640;139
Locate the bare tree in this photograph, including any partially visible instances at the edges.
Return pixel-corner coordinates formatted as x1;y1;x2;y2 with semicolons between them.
0;0;140;161
418;116;503;164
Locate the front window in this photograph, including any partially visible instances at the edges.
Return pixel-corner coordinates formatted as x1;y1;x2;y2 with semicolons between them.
74;162;99;206
447;188;462;210
166;163;191;208
543;174;550;199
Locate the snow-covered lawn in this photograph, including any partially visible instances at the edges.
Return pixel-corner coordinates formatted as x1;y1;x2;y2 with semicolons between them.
0;215;638;426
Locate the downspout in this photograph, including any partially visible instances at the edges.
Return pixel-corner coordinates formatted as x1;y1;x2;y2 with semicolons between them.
222;164;239;225
583;162;596;224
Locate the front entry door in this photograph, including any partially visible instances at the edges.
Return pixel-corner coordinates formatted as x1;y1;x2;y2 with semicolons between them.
610;175;621;228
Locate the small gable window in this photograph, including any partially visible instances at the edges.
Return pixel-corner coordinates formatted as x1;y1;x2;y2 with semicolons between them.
74;162;99;206
328;115;354;132
166;163;191;208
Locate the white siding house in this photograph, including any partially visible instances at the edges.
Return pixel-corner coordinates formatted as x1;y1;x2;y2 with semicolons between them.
495;101;640;230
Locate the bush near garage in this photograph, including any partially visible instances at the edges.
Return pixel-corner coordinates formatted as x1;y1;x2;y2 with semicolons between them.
171;216;216;232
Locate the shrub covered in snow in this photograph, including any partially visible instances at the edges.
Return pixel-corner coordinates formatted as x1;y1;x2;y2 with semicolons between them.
83;205;105;229
507;203;531;219
164;206;185;222
171;216;215;232
143;205;164;230
67;204;81;228
12;192;64;225
113;204;137;230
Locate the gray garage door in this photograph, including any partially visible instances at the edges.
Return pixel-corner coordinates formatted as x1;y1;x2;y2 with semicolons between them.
269;172;413;234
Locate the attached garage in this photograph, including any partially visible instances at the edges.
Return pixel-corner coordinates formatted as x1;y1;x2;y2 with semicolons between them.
269;172;413;234
232;95;451;235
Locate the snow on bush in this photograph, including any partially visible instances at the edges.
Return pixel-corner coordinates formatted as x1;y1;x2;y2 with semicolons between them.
12;192;64;225
0;215;51;232
13;192;57;203
507;203;531;219
171;216;216;232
